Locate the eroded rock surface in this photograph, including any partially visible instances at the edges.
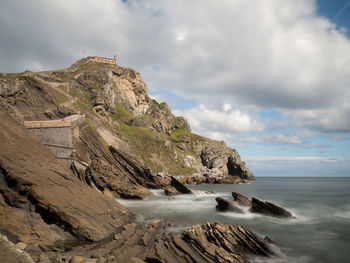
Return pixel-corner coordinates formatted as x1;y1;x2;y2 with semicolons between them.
28;221;273;263
232;192;252;207
0;108;132;243
251;197;294;218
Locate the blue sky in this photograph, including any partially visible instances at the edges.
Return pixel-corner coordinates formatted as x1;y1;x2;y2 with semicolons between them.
1;0;350;176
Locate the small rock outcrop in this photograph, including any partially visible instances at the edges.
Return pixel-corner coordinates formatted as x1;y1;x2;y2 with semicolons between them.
149;101;191;133
201;144;254;180
251;197;294;218
232;192;252;206
169;176;192;194
215;193;295;219
215;197;245;213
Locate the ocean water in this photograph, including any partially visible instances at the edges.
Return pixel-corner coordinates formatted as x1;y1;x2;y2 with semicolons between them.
118;177;350;263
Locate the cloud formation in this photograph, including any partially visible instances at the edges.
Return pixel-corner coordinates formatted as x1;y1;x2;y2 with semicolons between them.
1;0;350;136
175;104;264;133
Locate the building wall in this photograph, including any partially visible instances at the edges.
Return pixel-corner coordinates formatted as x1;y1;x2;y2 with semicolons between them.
87;56;116;65
27;126;74;166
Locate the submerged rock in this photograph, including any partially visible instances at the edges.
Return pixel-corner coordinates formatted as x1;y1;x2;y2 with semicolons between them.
251;197;294;218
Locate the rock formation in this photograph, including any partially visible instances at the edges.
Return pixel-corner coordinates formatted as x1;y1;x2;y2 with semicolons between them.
215;197;245;213
232;192;252;206
0;59;268;262
0;58;254;188
215;192;294;219
251;197;294;218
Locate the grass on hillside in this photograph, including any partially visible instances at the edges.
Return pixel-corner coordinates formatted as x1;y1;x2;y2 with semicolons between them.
109;104;197;175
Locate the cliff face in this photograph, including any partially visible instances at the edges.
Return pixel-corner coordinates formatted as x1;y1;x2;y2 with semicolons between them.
0;60;270;263
0;59;253;196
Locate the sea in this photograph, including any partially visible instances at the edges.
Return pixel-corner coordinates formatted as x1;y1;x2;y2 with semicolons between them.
118;177;350;263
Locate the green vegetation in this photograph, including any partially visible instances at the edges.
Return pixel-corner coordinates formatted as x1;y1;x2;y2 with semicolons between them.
113;104;134;122
107;104;198;175
169;128;192;143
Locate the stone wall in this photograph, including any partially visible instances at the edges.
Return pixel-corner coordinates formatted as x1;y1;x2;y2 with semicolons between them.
24;120;74;166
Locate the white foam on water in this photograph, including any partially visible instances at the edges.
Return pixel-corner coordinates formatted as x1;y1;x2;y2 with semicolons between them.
334;210;350;220
149;189;166;197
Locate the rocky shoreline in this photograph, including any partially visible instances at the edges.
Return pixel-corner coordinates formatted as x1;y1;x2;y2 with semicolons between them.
0;59;275;262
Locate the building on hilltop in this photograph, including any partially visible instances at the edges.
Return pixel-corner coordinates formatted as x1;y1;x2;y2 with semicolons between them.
87;55;117;65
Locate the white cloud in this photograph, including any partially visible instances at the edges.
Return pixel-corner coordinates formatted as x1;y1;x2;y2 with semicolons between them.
243;133;329;148
223;103;232;112
177;104;264;134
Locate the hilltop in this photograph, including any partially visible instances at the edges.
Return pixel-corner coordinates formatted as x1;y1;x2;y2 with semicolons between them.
0;59;266;263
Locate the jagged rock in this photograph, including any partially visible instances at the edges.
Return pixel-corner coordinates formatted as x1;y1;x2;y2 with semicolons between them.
0;108;132;243
55;221;273;263
108;146;158;189
75;124;155;199
215;197;245;213
199;143;254;182
170;176;192;194
251;197;294;218
149;101;190;133
232;192;252;206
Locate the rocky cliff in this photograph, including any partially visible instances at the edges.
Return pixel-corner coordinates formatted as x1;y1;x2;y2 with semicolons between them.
0;58;253;197
0;59;265;263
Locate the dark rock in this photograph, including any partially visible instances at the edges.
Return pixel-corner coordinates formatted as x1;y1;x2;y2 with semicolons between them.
215;197;245;213
170;176;192;194
251;197;294;218
232;192;252;206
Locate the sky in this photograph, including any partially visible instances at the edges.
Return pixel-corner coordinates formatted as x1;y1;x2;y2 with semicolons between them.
1;0;350;177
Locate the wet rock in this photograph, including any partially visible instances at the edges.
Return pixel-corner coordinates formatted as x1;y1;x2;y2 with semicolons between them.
170;176;192;194
215;197;245;213
232;192;252;206
251;197;294;218
164;185;181;196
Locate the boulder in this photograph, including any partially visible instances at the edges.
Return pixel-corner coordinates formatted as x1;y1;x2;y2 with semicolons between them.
251;197;294;218
170;176;192;194
232;192;252;206
215;197;245;213
125;118;147;128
